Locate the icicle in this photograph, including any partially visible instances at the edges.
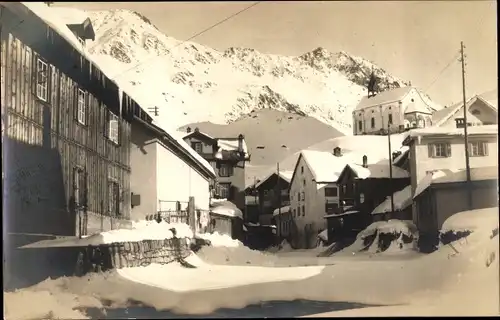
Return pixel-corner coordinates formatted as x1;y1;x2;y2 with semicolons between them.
118;88;123;117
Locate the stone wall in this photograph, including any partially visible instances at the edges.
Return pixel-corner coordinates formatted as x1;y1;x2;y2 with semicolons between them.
77;238;191;275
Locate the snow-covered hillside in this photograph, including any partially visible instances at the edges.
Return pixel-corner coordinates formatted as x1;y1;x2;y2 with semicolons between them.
74;8;440;135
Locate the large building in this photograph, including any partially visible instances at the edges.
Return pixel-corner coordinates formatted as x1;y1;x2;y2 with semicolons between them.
431;95;498;128
182;127;251;212
353;86;435;135
402;124;498;251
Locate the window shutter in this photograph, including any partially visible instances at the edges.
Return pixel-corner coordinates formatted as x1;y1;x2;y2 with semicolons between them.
104;110;110;138
72;167;78;204
114;182;120;216
83;170;88;209
427;144;433;157
446;143;452;157
483;142;488;156
85;93;90;125
31;54;38;96
73;86;79;121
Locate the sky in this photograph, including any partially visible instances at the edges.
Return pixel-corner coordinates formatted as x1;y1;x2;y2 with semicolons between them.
57;1;497;107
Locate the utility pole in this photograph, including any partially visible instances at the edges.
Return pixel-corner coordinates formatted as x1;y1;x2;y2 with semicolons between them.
460;41;473;210
276;162;281;238
388;124;395;217
148;106;159;116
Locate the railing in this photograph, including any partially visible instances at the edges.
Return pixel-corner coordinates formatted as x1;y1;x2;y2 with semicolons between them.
158;210;189;224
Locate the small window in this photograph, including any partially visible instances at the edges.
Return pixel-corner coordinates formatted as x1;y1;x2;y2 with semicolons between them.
358;120;362;131
76;88;87;125
301;166;304;174
388;113;393;125
297;206;301;216
217;183;231;199
78;37;85;47
297;192;300;201
302;205;305;216
411;98;415;102
302;179;306;186
371;117;375;128
469;141;488;157
293;209;296;217
301;191;305;201
191;142;202;153
107;111;120;144
36;58;49;101
219;164;233;177
108;180;120;216
324;187;338;197
471;109;481;115
428;142;451;158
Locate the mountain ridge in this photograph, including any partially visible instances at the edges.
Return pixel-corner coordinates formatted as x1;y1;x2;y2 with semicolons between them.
69;7;442;135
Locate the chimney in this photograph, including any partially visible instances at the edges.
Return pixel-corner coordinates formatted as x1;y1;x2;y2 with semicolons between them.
237;134;244;153
194;127;200;133
333;147;342;157
186;127;192;133
362;155;368;168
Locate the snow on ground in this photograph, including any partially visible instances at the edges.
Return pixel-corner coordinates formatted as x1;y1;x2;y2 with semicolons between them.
99;221;194;243
196;232;243;248
118;253;325;293
441;207;499;235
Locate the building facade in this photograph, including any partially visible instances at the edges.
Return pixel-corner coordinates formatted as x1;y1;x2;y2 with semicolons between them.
403;124;498;249
254;171;292;224
130;119;216;227
431;95;498;128
353;87;434;135
182;127;250;211
1;2;151;238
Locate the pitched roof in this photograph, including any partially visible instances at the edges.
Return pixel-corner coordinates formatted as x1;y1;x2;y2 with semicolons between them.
371;185;412;215
300;150;354;183
255;170;294;189
432;96;497;127
344;162;410;180
355;86;413;111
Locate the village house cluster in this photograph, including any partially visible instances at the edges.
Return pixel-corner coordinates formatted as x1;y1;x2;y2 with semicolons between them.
2;2;498;257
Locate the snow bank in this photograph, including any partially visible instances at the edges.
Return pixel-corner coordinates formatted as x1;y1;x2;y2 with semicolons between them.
441;207;499;235
342;220;419;254
99;221;193;244
273;205;290;216
196;232;242;248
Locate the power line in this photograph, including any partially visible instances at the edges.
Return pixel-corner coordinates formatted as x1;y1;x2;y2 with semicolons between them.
111;1;261;81
423;51;461;93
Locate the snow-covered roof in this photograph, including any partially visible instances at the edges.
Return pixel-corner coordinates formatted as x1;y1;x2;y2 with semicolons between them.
273;206;290;216
183;130;215;141
344;161;410;180
432;96;498;127
210;201;243;219
255;170;294;189
371;185;412;215
392;146;410;166
154;121;216;178
355;86;413;111
403;124;498;145
217;138;249;157
413;166;498;199
299;150;357;183
49;7;90;25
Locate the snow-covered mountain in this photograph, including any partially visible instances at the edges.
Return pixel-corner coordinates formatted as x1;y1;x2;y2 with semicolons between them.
79;8;439;135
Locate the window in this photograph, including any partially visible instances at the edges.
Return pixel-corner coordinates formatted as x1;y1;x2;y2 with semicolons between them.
303;179;306;186
358;120;362;131
108;180;120;216
106;111;120;144
35;58;49;101
217;183;231;199
469;141;488;157
219;164;233;177
301;166;304;174
78;37;85;46
302;205;305;216
297;206;301;216
325;202;339;212
388;113;393;125
297;192;300;201
76;88;87;125
191;142;202;153
428;142;451;158
371;117;375;128
301;191;305;201
324;187;338;197
293;209;296;217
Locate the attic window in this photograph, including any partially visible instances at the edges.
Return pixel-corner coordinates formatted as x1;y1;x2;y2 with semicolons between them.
411;98;414;102
471;109;481;115
78;36;85;47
